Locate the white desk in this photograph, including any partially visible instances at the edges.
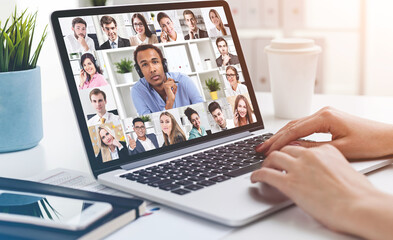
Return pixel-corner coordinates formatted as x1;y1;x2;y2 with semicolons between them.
1;92;393;239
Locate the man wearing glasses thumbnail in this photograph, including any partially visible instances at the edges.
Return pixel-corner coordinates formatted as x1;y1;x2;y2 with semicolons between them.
127;117;159;155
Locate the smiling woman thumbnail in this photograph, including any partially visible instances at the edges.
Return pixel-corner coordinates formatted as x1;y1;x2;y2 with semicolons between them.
79;53;108;90
160;111;187;146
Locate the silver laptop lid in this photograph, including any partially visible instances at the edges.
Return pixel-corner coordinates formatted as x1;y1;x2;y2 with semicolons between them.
51;1;264;178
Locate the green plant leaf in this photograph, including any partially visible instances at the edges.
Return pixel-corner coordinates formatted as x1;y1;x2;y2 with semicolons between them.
140;115;151;122
205;77;220;92
0;7;47;72
0;18;10;71
30;24;47;68
114;58;134;73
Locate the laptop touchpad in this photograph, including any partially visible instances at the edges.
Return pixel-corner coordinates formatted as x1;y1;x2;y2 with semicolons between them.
248;183;289;204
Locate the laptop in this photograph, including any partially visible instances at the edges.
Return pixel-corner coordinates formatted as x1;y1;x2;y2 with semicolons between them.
51;0;393;226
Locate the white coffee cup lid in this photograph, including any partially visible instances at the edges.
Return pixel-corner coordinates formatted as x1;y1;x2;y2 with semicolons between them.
265;38;321;54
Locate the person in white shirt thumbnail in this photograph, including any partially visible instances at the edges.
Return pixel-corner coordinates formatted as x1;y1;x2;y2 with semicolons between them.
208;101;235;133
87;88;120;126
64;17;95;55
225;66;248;97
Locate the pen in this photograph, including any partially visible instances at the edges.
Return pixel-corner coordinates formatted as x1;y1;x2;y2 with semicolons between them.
165;72;178;83
142;207;161;217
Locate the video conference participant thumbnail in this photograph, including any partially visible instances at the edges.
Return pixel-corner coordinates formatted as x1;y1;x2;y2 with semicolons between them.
184;107;207;139
157;12;180;43
160;111;187;146
97;125;129;162
87;88;121;126
225;66;248;96
64;17;96;54
208;9;231;37
99;16;131;49
130;13;159;46
208;101;234;133
233;95;255;127
215;37;239;67
128;117;159;155
183;10;208;40
131;44;204;115
79;53;108;89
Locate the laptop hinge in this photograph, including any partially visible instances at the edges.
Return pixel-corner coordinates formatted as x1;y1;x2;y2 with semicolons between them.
120;131;252;171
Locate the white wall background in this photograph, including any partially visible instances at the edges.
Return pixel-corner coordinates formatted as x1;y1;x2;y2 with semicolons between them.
365;0;393;96
1;0;79;104
2;0;393;99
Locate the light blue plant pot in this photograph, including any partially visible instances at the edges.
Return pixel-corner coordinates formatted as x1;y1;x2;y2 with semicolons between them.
0;67;43;152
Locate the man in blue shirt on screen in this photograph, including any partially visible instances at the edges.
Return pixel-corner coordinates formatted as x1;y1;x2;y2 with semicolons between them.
131;44;204;115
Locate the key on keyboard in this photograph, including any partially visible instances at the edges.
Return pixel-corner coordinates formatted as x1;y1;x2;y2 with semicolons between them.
119;133;273;195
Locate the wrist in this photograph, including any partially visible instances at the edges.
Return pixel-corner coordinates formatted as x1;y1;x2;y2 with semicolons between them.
386;125;393;155
165;97;174;108
372;123;393;157
339;189;393;240
165;101;174;110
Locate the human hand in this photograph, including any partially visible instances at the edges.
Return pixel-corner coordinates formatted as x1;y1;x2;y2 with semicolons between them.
77;36;89;51
164;77;177;109
128;135;136;149
112;138;122;148
222;54;231;66
161;32;168;43
256;107;393;159
188;30;195;39
234;109;239;127
251;144;378;235
79;69;87;88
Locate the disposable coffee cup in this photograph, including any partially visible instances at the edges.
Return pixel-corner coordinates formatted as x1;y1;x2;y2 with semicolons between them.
265;38;321;119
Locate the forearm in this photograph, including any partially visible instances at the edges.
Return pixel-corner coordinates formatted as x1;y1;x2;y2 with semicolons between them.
165;95;175;110
165;101;174;110
342;121;393;160
380;124;393;156
365;122;393;158
343;190;393;240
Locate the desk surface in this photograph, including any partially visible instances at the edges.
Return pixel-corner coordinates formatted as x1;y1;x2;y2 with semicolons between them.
1;92;393;239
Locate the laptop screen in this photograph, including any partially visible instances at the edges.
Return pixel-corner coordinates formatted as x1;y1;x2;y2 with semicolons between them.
52;1;263;175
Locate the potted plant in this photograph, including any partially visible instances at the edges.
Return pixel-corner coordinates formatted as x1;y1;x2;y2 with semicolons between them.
91;0;107;6
0;8;47;153
69;52;81;60
150;13;155;22
114;58;134;84
79;0;106;7
205;77;221;100
140;115;152;128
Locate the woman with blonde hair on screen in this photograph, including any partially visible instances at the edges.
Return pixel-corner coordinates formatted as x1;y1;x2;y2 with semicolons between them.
97;125;129;162
130;13;159;46
233;95;255;127
208;9;231;37
160;112;187;146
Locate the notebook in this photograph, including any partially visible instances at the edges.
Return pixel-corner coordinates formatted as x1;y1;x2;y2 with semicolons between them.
0;177;145;240
50;0;392;226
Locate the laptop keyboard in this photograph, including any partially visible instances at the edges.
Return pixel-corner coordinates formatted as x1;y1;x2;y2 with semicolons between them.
119;133;273;195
